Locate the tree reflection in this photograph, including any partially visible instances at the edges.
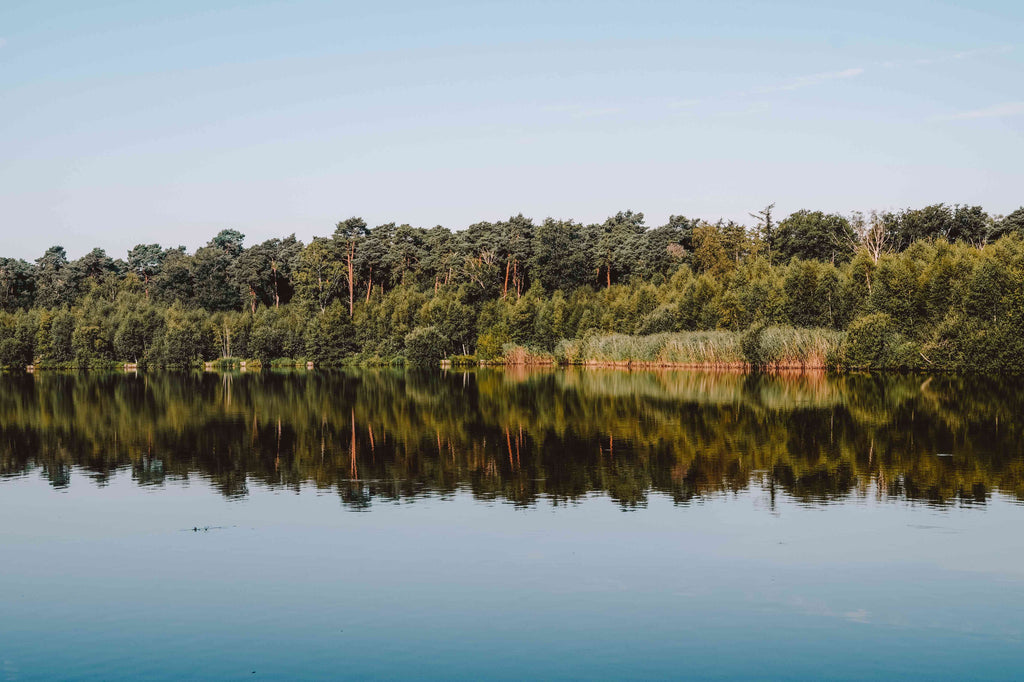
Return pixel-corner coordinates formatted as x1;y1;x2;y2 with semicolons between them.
0;368;1021;509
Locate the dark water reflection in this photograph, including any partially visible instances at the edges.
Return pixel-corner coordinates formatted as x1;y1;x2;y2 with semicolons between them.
2;368;1021;508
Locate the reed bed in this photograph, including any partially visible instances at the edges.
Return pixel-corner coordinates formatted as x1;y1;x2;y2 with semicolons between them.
501;345;557;366
553;327;845;369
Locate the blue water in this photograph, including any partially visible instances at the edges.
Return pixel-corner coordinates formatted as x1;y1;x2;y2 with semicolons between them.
3;471;1022;680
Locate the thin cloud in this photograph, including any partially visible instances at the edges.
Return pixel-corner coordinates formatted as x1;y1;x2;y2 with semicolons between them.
751;67;865;94
0;38;7;49
938;102;1024;121
880;45;1013;69
665;67;864;112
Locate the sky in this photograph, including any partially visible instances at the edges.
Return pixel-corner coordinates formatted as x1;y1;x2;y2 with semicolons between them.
1;0;1023;260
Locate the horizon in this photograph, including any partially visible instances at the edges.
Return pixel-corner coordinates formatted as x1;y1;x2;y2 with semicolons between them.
2;0;1023;260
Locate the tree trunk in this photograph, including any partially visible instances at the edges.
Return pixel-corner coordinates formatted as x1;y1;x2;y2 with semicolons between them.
271;262;280;308
347;242;355;317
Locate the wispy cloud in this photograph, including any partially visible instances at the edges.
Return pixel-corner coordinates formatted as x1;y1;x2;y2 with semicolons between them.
664;67;864;111
549;45;1012;120
751;67;864;94
881;45;1013;69
0;38;7;49
938;102;1024;121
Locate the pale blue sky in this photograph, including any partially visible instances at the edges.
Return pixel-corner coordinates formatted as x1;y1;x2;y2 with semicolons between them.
1;0;1022;259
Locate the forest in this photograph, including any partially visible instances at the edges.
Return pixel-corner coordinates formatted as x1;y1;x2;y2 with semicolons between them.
1;202;1024;371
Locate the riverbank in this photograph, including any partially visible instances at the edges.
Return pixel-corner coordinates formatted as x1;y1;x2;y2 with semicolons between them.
2;319;1017;374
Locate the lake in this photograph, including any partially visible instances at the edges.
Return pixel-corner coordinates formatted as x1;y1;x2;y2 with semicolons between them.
1;368;1023;680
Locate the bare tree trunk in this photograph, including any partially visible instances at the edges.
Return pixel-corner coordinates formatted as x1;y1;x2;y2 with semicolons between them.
347;242;355;317
271;262;280;308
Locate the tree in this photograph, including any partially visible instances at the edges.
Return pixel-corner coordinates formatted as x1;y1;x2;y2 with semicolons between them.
34;246;70;309
114;312;148;362
852;210;891;264
234;242;273;314
294;238;343;313
948;205;990;247
356;224;394;302
151;247;192;305
333;217;369;316
461;221;502;297
749;203;777;265
635;215;696;280
158;302;214;367
71;248;118;297
193;230;245;311
783;259;841;327
304;300;357;364
127;244;165;300
884;204;986;247
592;210;647;288
420;226;459;292
385;223;425;288
0;258;36;311
268;235;301;308
692;220;750;276
529;218;590;292
991;207;1024;240
775;210;856;264
498;214;534;298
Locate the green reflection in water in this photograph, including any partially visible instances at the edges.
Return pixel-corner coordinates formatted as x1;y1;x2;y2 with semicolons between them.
1;368;1021;508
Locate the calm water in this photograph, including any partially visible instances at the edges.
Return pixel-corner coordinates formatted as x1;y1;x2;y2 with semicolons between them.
1;369;1023;680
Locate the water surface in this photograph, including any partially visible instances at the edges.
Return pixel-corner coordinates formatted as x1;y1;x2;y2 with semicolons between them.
1;369;1022;680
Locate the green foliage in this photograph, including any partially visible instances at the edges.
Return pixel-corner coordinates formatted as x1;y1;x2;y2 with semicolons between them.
405;325;449;366
157;302;215;368
776;210;855;264
6;210;1024;372
305;301;356;366
842;313;896;369
6;369;1024;507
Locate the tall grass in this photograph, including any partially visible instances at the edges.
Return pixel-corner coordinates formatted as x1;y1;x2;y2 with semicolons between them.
554;327;844;369
500;344;556;366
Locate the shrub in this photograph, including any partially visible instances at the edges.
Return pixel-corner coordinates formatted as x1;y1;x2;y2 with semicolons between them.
476;328;508;362
405;325;449;366
842;313;895;369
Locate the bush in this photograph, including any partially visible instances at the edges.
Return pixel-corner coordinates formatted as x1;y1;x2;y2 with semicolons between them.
405;325;449;366
305;301;357;366
0;337;30;369
842;313;895;369
476;327;508;362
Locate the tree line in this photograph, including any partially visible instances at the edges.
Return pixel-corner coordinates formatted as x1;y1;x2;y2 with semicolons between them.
1;202;1023;370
